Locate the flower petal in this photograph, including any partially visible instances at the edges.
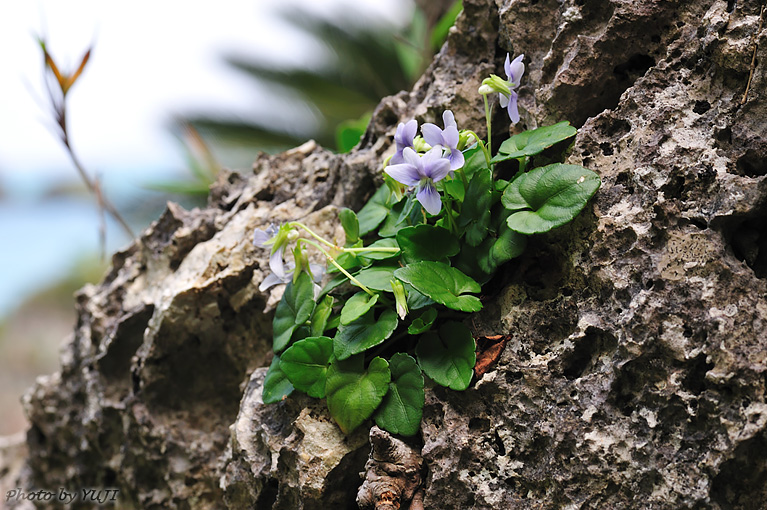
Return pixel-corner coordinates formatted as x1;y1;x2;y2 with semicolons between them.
395;119;417;149
390;149;405;165
504;53;512;81
499;92;509;108
403;119;417;144
507;90;520;124
442;110;457;130
385;162;421;187
420;123;443;147
423;150;451;182
253;228;271;247
442;126;459;149
309;263;326;283
402;146;422;169
448;148;465;170
253;223;278;247
421;146;444;169
259;272;286;292
416;182;442;215
509;54;525;84
270;245;287;278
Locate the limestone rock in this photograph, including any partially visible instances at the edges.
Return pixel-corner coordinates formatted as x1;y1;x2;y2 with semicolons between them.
3;0;767;508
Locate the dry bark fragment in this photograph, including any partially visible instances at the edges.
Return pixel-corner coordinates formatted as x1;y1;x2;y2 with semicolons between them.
356;426;425;510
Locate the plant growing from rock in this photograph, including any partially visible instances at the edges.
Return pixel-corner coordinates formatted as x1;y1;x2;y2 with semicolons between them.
255;54;601;436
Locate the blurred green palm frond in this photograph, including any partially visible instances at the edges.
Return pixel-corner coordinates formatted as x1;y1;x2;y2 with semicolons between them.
177;2;462;162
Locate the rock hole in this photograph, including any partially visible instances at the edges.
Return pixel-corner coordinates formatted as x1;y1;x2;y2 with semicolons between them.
726;0;736;13
715;126;732;144
735;149;767;177
378;104;399;128
104;468;117;486
98;305;155;384
599;142;614;156
561;327;618;380
255;187;275;201
610;353;668;416
613;54;655;83
682;354;713;395
710;432;767;509
615;170;634;194
469;417;491;431
324;446;369;509
255;478;279;509
693;100;711;114
661;173;685;200
690;218;709;230
493;430;507;456
727;216;767;278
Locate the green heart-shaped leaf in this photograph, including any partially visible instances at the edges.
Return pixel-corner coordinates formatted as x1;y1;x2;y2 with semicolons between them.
396;224;460;264
340;291;379;325
326;355;391;434
310;295;334;337
458;169;494;246
339;208;360;245
443;178;465;201
416;321;476;390
272;272;316;353
408;307;437;335
280;336;333;398
405;283;435;310
487;227;527;269
358;185;392;236
262;355;294;404
492;121;577;162
394;261;482;312
334;308;398;360
354;265;398;292
502;163;600;234
374;353;424;436
461;145;489;180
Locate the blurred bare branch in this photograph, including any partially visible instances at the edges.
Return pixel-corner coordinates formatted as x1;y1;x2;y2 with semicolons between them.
36;37;135;253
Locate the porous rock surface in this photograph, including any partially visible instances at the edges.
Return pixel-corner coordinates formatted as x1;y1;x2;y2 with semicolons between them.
3;0;767;508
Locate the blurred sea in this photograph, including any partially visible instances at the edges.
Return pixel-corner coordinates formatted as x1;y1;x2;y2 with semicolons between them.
0;167;190;319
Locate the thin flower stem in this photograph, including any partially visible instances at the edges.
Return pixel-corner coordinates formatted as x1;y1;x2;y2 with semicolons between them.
299;239;376;296
464;130;491;168
443;196;458;234
289;221;337;249
290;221;400;254
343;247;400;253
483;94;493;158
455;166;469;190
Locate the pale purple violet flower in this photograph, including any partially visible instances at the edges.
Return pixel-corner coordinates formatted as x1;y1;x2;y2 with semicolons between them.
391;119;417;165
384;147;451;215
253;224;278;246
500;54;525;124
421;110;464;170
259;262;325;294
253;224;287;279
